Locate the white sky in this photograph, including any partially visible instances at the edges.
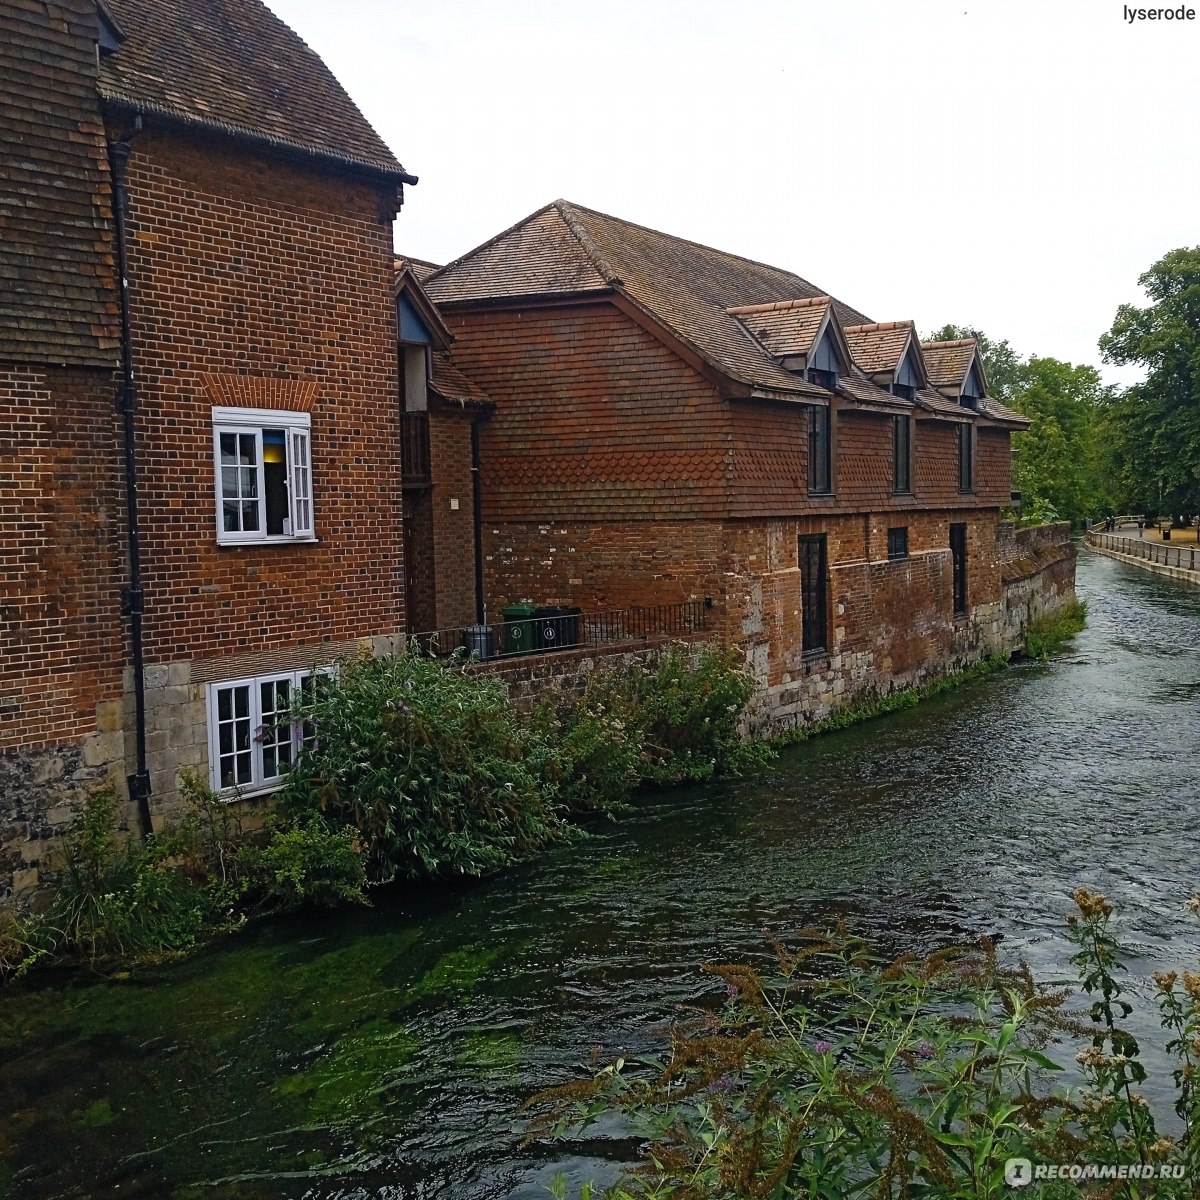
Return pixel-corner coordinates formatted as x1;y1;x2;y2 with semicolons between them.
267;0;1198;385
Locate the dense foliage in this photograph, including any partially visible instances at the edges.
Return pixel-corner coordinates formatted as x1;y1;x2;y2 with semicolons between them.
281;645;768;881
1100;247;1200;521
0;782;368;978
534;890;1200;1198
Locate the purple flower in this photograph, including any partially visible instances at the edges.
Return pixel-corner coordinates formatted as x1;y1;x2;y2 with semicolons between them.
725;982;739;998
916;1040;936;1060
813;1039;832;1056
705;1074;736;1095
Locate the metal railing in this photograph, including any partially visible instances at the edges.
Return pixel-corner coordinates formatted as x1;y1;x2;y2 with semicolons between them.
1088;531;1200;574
406;599;710;663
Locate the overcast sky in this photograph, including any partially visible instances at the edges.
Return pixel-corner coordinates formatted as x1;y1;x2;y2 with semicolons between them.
267;0;1197;385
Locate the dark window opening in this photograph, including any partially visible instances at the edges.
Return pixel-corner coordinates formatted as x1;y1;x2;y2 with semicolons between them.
888;526;908;560
799;534;829;655
262;428;290;535
892;414;912;493
891;382;915;401
807;367;838;392
950;522;968;615
958;424;974;493
808;404;832;495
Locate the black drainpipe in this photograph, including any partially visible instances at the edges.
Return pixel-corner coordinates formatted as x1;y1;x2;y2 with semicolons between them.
470;415;487;625
108;119;153;838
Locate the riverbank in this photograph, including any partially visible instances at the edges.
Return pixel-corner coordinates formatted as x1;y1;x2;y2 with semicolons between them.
1087;529;1200;589
0;552;1195;1198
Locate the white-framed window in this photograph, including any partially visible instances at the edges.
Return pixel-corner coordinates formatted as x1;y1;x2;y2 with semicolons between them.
212;406;314;544
205;668;330;795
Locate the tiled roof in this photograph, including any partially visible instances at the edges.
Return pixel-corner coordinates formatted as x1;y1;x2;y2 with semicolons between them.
0;0;119;365
427;200;872;398
727;297;829;361
838;371;915;413
394;256;441;285
914;388;971;421
976;397;1031;428
921;338;977;390
844;321;916;377
430;350;492;409
98;0;407;179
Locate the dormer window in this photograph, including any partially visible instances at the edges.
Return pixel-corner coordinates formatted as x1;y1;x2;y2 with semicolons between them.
808;367;837;392
891;383;915;401
960;360;985;408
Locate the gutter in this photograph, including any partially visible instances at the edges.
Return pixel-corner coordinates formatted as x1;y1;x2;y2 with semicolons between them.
107;117;153;839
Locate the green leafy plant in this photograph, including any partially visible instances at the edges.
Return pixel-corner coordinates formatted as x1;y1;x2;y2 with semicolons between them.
530;889;1200;1199
279;651;573;883
1023;601;1088;660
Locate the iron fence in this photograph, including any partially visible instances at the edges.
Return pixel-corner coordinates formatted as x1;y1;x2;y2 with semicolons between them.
406;599;710;663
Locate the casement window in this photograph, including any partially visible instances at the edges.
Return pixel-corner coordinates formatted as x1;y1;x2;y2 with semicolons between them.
892;414;913;494
808;404;832;495
957;424;975;493
887;526;909;560
206;669;328;795
798;534;829;656
212;407;314;544
950;522;968;616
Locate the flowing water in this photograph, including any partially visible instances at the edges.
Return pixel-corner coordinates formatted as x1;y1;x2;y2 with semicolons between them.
3;548;1199;1200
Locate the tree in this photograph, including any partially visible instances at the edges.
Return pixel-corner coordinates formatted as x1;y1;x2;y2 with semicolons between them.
1100;246;1200;519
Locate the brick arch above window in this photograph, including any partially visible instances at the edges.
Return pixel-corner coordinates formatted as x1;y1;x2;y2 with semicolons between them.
200;374;318;413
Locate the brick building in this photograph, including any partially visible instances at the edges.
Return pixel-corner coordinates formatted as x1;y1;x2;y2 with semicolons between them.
425;200;1069;731
1;0;415;901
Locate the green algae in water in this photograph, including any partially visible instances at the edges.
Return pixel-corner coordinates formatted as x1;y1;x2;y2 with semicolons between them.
274;1019;417;1122
408;943;503;1000
77;1097;117;1128
455;1031;523;1081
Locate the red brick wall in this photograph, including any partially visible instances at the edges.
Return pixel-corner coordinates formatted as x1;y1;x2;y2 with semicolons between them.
483;518;729;615
0;366;125;751
442;301;732;522
116;126;404;664
428;407;478;629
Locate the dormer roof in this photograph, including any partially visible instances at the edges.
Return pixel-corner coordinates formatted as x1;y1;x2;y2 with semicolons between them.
843;320;928;387
921;337;982;396
725;296;853;383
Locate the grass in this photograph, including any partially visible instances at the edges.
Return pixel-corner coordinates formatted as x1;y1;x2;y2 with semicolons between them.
1023;599;1088;660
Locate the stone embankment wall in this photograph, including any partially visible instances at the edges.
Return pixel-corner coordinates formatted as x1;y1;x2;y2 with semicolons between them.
741;519;1075;736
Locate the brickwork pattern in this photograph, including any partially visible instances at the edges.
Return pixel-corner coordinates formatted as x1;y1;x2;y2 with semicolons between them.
0;367;126;752
116;127;405;665
444;301;733;521
428;409;479;630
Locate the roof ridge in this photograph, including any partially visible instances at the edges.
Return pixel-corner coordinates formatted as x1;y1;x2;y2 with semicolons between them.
425;200;563;286
921;337;976;349
845;319;915;334
555;200;623;287
557;198;828;293
726;296;829;316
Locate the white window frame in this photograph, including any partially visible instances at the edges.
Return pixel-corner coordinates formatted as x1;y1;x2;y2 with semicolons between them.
205;667;332;797
211;406;315;545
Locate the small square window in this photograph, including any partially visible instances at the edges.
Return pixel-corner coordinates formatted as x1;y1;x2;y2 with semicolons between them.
212;407;314;544
887;526;908;560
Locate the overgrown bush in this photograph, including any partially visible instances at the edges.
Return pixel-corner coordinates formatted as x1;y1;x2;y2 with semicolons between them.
0;780;369;979
1024;600;1088;660
532;889;1200;1198
626;645;771;786
279;651;573;883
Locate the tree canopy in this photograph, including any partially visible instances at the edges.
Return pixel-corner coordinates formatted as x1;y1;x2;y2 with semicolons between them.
1099;246;1200;518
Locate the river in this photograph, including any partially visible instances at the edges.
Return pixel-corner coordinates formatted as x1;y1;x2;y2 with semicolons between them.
2;547;1198;1199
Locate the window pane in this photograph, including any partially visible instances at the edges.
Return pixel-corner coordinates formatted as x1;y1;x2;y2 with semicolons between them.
263;430;289;536
219;433;238;465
